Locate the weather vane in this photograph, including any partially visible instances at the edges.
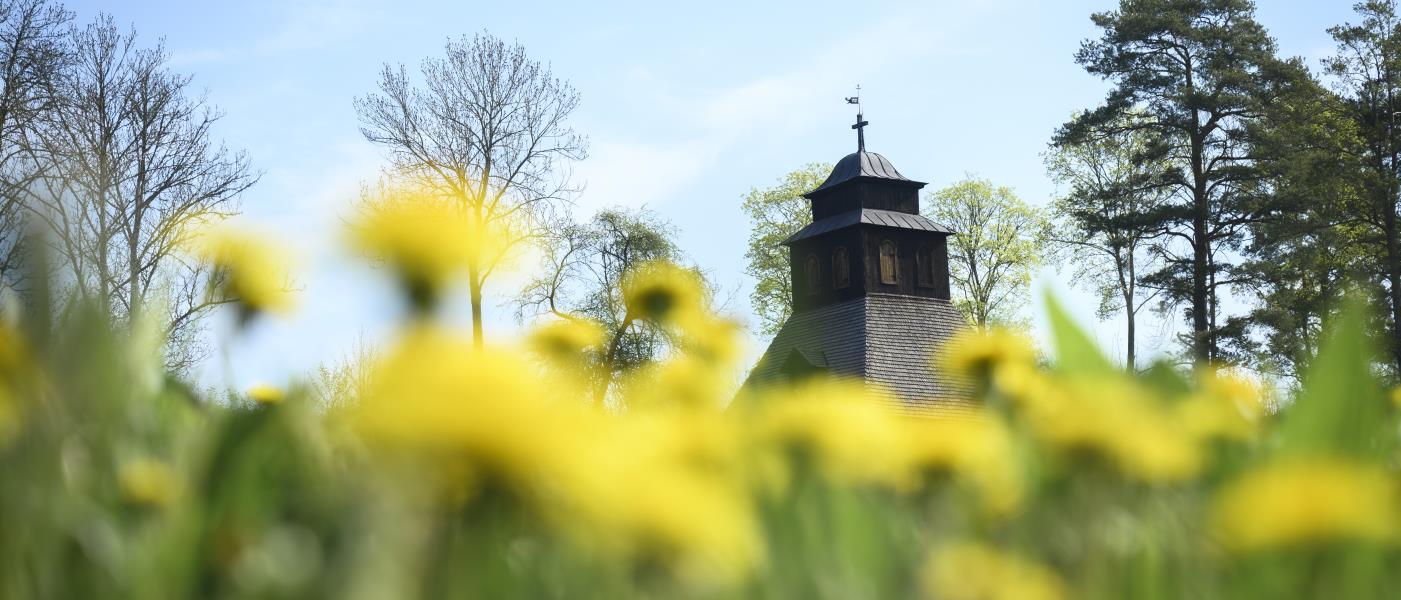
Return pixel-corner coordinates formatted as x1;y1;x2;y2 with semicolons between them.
846;85;868;152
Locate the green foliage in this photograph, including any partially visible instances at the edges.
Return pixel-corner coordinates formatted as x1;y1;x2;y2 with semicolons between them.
1045;111;1169;369
740;164;830;336
1060;0;1323;363
1228;79;1369;380
1315;0;1401;379
924;176;1046;329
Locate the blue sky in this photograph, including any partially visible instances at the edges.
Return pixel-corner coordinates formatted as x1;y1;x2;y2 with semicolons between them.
71;0;1357;388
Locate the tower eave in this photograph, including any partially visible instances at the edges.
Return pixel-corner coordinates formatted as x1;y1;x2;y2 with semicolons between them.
781;208;954;246
801;176;927;200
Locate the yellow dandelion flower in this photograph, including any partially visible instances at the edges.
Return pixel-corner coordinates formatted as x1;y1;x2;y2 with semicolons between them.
526;317;605;361
1390;386;1401;410
923;542;1065;600
557;412;760;584
349;326;578;501
247;383;286;406
350;191;509;309
900;413;1025;515
990;360;1053;402
1019;376;1202;483
1176;395;1254;443
1212;457;1400;552
676;314;744;367
937;328;1038;379
0;384;15;445
194;226;296;316
750;380;906;486
1199;368;1266;415
1106;415;1202;482
0;322;27;378
622;261;705;324
1178;367;1263;442
118;458;183;509
0;324;27;444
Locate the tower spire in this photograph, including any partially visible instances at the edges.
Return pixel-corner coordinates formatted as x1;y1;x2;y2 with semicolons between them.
845;85;868;152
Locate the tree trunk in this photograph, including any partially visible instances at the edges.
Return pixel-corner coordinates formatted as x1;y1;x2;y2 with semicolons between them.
1387;80;1401;378
1126;304;1136;372
128;230;140;329
1184;57;1211;364
595;314;633;409
1119;245;1137;371
1191;203;1210;362
1386;200;1401;375
1123;269;1135;372
1189;117;1211;363
468;267;484;351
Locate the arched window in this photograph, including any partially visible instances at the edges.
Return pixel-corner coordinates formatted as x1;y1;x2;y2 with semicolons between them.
805;254;821;294
879;240;898;285
832;246;850;289
916;244;935;288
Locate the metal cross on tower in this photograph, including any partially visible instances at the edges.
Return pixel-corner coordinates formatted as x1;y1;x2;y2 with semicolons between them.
845;85;868;152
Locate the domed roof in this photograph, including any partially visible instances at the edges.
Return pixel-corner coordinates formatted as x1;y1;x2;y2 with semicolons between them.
805;151;919;197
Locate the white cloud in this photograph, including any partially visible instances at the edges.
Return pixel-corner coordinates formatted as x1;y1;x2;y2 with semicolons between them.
573;138;720;213
573;5;964;215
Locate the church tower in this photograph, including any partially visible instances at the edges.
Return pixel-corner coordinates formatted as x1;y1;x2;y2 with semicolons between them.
744;102;971;413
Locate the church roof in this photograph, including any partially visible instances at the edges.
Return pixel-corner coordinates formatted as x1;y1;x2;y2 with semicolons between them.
741;294;975;416
783;208;954;245
805;151;924;197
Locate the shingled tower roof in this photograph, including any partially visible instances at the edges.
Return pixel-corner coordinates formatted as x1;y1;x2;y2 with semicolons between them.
743;294;974;415
741;108;972;413
805;150;915;196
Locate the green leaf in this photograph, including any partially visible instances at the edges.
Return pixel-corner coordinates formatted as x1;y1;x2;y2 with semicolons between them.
1044;291;1114;375
1140;360;1191;397
1277;294;1389;458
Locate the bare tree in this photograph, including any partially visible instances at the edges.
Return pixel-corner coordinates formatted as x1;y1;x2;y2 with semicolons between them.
27;15;255;372
0;0;70;292
356;32;586;348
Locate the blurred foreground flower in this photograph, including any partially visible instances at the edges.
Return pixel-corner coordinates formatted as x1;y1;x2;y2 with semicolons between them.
118;457;183;509
1001;372;1204;483
900;412;1024;516
750;380;907;487
923;542;1065;600
938;328;1038;380
622;260;705;325
1177;368;1262;442
348;326;576;501
194;226;296;319
247;383;286;406
1212;457;1400;552
526;317;605;361
350;190;508;312
350;324;761;582
0;324;29;443
562;411;761;584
